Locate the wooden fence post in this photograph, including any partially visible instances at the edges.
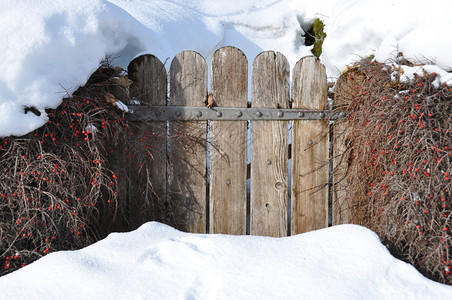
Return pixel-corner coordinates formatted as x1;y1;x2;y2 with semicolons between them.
209;47;248;234
291;56;329;234
125;54;167;229
169;50;208;233
250;51;290;236
332;74;356;225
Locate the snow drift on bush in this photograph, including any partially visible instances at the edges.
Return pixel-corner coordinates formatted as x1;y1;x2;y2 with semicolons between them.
0;0;148;136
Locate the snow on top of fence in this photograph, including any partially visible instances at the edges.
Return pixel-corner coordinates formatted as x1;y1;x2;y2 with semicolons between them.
2;0;452;137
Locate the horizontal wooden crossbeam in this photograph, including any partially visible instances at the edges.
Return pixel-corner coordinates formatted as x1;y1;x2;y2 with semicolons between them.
126;105;346;121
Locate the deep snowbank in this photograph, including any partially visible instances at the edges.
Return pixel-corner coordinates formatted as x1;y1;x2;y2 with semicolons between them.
0;222;450;299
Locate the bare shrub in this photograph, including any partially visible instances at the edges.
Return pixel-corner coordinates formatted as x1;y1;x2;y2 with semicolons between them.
1;60;159;275
0;93;123;275
334;57;452;284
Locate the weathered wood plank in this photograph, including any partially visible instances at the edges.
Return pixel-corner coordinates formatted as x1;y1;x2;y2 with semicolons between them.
332;119;351;225
128;55;168;105
209;47;248;234
119;55;167;230
291;56;329;234
169;50;208;233
332;73;358;225
250;51;290;237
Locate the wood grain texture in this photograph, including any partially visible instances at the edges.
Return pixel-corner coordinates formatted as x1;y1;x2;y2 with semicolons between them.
124;55;167;229
125;50;332;236
331;73;358;225
250;51;290;237
291;56;329;234
128;54;168;105
332;119;351;225
169;50;208;233
209;47;248;234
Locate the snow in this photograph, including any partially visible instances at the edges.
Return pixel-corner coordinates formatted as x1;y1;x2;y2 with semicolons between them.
0;222;451;299
2;0;452;296
0;0;147;137
321;0;452;76
2;0;452;137
398;64;452;87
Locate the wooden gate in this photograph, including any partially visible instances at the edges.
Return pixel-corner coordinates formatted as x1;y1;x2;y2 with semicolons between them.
124;46;344;237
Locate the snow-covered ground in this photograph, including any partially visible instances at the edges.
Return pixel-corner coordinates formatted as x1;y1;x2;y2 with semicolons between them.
2;0;452;298
1;222;451;299
1;0;452;137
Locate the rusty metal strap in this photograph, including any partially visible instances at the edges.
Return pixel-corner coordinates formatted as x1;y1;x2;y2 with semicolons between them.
125;105;346;121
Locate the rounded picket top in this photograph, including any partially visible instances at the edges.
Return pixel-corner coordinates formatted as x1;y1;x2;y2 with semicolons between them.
252;50;290;108
212;46;247;62
211;46;248;107
253;50;288;64
128;54;167;106
170;50;208;106
292;56;327;110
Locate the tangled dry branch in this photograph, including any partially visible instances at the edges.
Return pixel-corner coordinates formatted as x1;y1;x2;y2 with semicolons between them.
334;57;452;284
